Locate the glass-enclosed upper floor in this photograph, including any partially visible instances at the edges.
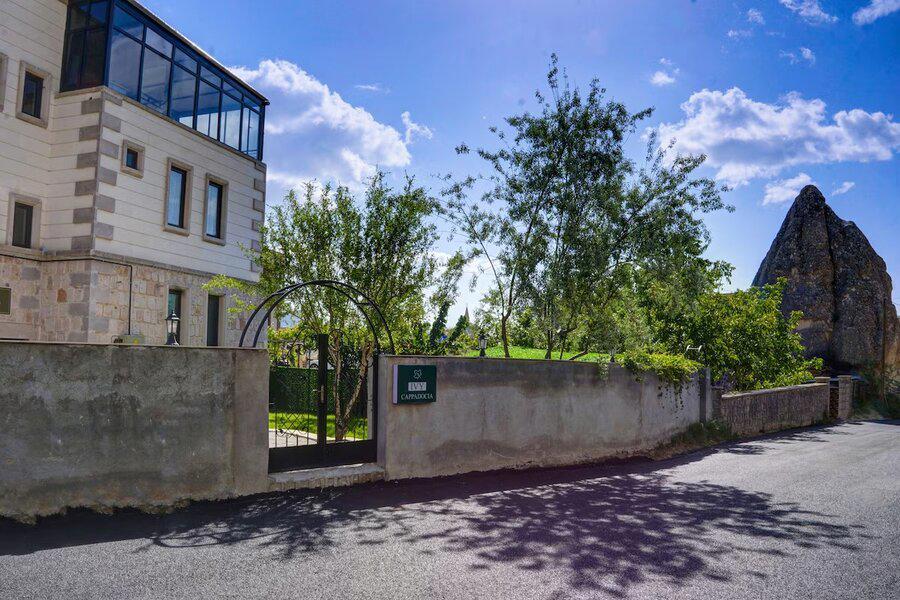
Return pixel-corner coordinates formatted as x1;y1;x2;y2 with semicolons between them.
60;0;267;161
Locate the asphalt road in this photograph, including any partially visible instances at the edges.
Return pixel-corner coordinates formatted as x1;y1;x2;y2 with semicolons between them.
1;420;898;600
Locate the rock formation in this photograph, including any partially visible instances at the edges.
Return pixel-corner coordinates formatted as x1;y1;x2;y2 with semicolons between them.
753;185;899;372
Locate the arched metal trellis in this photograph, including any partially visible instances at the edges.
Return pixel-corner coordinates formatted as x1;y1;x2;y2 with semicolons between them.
239;279;395;353
241;280;394;472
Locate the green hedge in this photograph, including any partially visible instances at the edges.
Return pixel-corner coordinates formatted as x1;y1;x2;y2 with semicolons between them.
269;367;367;416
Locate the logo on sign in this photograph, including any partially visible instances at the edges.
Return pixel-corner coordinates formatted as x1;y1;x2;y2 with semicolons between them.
414;369;422;379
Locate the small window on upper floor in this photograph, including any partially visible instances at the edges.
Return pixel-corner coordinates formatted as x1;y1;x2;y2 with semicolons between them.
203;178;226;243
22;73;43;119
16;62;50;128
120;140;145;177
164;160;192;234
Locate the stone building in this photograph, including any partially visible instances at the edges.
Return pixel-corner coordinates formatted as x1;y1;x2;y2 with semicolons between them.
0;0;267;346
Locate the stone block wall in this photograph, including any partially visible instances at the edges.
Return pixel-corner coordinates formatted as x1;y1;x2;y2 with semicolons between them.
715;382;830;437
0;252;252;346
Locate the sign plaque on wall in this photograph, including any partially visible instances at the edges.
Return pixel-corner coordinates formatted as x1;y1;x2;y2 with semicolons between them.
393;365;437;404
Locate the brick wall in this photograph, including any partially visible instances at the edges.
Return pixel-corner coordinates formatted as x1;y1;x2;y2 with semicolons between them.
715;383;830;437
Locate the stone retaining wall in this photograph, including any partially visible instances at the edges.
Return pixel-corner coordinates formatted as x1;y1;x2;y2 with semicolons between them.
715;382;830;437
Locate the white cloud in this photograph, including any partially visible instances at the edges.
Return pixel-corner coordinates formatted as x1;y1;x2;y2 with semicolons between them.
655;87;900;186
650;59;679;86
355;83;389;93
832;181;855;195
230;59;430;191
779;0;838;24
853;0;900;24
764;173;814;205
727;29;752;39
781;46;816;64
650;71;676;86
747;8;766;24
401;111;434;144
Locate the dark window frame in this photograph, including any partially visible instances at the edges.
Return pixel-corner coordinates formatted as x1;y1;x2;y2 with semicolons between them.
21;72;44;119
164;159;192;234
0;287;10;316
60;0;266;160
11;203;34;249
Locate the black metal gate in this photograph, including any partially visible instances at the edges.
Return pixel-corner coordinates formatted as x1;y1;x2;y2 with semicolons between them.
268;334;378;472
239;280;394;473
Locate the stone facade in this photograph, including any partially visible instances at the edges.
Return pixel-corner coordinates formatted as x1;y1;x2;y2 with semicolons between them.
0;252;251;346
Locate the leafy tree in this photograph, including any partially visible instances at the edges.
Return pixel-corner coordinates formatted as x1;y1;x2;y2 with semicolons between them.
441;55;730;357
208;173;438;438
654;279;823;391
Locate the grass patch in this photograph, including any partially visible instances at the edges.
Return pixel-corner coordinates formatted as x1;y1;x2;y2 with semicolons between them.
464;345;603;362
269;411;367;440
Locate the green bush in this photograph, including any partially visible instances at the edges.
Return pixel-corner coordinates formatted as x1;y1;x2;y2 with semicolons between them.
618;349;700;384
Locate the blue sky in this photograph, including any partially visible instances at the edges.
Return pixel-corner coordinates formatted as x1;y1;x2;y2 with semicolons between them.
143;0;899;316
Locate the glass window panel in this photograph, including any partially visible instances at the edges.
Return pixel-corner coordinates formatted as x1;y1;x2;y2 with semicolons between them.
221;93;241;149
125;148;139;170
69;2;90;30
21;73;43;118
88;0;108;26
205;182;222;238
244;97;261;112
174;48;197;72
200;65;221;87
145;28;173;57
112;4;142;39
12;203;33;249
108;30;141;98
169;66;196;127
167;167;186;228
81;27;107;87
140;50;171;114
245;109;260;157
62;30;86;89
195;81;220;138
222;80;239;95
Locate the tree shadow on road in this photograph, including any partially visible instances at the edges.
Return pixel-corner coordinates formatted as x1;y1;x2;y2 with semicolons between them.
0;448;866;598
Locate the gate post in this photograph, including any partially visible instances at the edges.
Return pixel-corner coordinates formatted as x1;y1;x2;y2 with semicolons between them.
316;334;329;454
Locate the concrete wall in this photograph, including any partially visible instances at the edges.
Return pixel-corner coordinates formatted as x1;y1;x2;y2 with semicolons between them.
377;356;707;480
714;382;830;437
0;341;269;520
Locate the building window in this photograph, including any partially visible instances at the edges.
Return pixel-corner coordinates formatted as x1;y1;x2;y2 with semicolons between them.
58;0;267;160
6;194;41;249
206;294;221;346
21;73;44;119
164;160;192;233
203;177;227;243
11;204;34;249
0;53;8;113
16;63;50;127
0;287;10;315
167;288;183;344
61;1;109;90
120;140;144;177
